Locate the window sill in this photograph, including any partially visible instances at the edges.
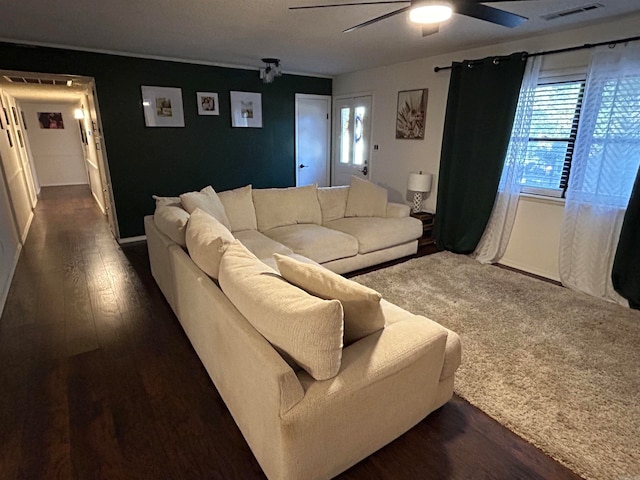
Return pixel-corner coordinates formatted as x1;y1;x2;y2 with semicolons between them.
519;192;566;206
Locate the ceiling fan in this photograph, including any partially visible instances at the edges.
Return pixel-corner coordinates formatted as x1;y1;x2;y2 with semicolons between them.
289;0;530;36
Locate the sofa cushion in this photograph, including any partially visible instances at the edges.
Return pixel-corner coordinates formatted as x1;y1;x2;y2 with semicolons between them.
317;186;349;223
185;208;235;279
153;204;190;247
180;186;231;230
219;241;343;381
253;185;322;232
263;224;359;264
325;216;422;254
234;229;293;260
344;176;388;218
274;254;385;344
218;185;257;232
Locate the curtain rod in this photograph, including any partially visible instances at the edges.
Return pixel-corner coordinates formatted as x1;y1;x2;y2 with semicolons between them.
433;35;640;72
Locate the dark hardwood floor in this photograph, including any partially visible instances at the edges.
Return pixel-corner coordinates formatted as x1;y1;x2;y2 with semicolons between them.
0;186;583;480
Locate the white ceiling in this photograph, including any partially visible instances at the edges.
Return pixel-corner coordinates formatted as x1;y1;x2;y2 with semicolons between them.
1;0;639;77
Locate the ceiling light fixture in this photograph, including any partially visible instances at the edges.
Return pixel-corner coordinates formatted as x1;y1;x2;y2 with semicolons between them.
409;1;453;24
260;58;282;84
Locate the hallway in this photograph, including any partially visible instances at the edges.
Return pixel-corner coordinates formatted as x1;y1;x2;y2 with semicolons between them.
0;186;580;480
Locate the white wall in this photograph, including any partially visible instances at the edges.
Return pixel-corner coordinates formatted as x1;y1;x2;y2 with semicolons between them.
0;89;32;314
20;102;87;186
334;14;640;280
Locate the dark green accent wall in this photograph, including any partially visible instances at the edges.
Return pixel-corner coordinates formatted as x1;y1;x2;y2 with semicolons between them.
0;43;332;238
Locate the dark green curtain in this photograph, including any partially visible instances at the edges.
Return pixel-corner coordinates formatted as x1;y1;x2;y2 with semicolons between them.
434;52;527;253
612;166;640;309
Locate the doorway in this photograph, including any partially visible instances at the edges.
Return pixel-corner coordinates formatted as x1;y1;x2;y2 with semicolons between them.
0;70;118;239
295;94;331;187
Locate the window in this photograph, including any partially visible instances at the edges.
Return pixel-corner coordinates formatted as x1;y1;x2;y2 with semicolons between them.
338;104;367;166
520;77;585;197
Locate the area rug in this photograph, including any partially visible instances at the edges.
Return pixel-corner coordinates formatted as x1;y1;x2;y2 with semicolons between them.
352;252;640;480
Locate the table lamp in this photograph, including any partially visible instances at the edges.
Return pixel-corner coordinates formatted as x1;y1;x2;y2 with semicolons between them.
407;171;432;213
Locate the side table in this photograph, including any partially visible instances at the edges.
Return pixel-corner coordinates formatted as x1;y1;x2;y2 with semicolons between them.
410;211;437;255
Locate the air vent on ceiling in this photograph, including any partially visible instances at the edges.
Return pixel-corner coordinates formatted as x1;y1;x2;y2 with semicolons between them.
541;3;604;21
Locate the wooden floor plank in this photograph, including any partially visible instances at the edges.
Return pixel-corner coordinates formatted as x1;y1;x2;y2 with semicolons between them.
0;185;583;480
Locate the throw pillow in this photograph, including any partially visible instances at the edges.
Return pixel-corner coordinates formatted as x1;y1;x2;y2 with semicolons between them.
152;194;181;208
153;204;190;246
180;185;231;230
217;185;257;232
344;176;388;218
219;241;343;380
185;208;235;279
274;253;385;344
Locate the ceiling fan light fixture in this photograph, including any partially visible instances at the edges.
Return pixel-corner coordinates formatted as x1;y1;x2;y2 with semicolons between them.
409;2;453;25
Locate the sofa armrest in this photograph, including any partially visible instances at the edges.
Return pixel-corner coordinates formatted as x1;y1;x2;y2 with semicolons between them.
386;202;410;218
278;316;450;479
294;316;448;407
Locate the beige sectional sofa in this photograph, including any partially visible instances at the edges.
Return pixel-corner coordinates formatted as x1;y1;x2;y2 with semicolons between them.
145;178;461;480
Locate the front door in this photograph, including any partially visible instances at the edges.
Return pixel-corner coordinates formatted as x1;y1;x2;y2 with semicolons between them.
332;95;372;186
295;94;331;187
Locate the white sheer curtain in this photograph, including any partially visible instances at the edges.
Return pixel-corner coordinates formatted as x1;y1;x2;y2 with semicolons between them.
559;43;640;304
473;56;543;263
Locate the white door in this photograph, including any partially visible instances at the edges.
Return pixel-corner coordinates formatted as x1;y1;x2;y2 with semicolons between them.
332;95;372;186
295;94;331;187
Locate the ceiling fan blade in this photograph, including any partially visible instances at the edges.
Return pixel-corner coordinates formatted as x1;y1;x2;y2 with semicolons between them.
455;1;528;28
289;1;407;10
422;24;439;36
343;5;410;33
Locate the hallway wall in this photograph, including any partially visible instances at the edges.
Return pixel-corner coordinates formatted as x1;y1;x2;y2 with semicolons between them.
20;102;87;186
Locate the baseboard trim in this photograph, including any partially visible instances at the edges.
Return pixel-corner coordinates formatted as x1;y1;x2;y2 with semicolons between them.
0;243;22;317
498;258;560;283
21;211;34;244
118;235;146;244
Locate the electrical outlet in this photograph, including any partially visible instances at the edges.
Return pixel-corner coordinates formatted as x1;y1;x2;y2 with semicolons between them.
373;144;379;150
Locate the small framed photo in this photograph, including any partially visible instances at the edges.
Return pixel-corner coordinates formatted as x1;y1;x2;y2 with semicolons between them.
396;88;428;140
230;91;262;128
197;92;219;116
38;112;65;129
141;86;185;127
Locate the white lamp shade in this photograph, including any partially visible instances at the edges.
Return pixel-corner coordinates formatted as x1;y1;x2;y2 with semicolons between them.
408;172;432;192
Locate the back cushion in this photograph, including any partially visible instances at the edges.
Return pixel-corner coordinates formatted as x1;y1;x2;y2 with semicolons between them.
219;241;343;380
274;253;385;344
344;176;388;218
252;184;322;232
185;208;235;279
218;185;257;232
180;186;231;230
154;204;190;246
317;186;349;223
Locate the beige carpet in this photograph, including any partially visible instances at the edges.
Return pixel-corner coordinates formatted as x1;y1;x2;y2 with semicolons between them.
352;252;640;480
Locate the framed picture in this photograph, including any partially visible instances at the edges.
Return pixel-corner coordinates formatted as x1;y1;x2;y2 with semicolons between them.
197;92;219;116
395;88;428;140
38;112;65;129
141;86;185;127
230;91;262;128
